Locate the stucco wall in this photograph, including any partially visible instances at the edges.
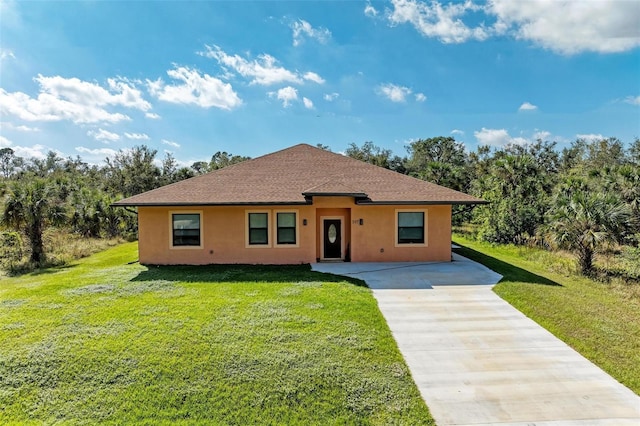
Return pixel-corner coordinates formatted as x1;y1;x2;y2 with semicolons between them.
138;205;317;265
137;200;452;265
350;204;452;262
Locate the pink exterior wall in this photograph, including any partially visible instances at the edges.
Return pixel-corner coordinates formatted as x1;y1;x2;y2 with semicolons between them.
137;199;452;265
138;205;317;265
350;204;452;262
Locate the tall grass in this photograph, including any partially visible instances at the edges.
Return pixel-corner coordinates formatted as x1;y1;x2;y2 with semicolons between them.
1;228;124;276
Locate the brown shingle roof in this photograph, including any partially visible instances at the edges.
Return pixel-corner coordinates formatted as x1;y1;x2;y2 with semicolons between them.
113;144;485;206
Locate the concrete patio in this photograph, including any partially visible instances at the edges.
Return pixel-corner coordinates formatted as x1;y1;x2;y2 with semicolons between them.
312;255;640;425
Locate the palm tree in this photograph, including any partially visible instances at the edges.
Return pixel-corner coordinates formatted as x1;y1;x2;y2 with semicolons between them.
545;191;632;275
2;179;66;264
617;165;640;228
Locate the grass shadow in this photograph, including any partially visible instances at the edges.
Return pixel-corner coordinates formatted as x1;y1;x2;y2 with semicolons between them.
454;243;562;287
130;263;367;287
4;262;75;277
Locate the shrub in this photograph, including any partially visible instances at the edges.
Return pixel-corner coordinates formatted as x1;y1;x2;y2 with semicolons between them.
0;231;23;267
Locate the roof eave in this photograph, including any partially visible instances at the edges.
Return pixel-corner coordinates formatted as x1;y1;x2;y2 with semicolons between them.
111;201;312;208
112;199;488;207
356;200;488;205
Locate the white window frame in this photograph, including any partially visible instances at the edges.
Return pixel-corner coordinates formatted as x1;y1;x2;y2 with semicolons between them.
245;210;271;248
169;210;204;250
394;209;428;247
274;209;300;248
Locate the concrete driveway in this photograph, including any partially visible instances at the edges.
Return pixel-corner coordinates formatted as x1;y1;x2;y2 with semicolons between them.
312;254;640;426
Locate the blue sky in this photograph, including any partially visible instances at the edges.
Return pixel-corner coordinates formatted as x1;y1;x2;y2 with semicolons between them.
1;0;639;166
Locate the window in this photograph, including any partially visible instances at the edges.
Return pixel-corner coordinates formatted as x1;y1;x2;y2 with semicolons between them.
276;212;296;245
172;213;200;246
248;212;269;245
397;212;424;244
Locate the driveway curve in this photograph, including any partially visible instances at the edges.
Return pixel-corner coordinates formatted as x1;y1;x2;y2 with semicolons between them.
313;254;640;426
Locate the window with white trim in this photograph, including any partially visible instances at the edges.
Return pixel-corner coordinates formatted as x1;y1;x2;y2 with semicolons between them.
276;212;296;245
172;213;201;246
397;211;424;244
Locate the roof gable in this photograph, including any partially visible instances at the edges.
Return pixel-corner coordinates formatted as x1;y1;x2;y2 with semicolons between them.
113;144;485;206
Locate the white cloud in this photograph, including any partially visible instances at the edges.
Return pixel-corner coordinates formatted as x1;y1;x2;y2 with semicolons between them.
388;0;488;43
474;128;519;147
0;88;130;124
624;95;640;106
386;0;640;54
38;75;151;111
87;128;120;142
302;97;314;109
324;92;339;101
0;75;153;124
0;122;40;132
148;66;242;110
475;128;510;146
519;101;538;111
145;112;161;119
364;2;378;17
1;49;15;60
533;130;551;141
270;86;298;107
146;79;163;96
124;132;149;140
161;139;181;148
75;146;118;157
376;83;412;102
13;144;50;160
490;0;640;54
511;137;529;145
15;124;38;132
291;19;331;47
106;78;153;111
201;45;324;87
202;45;302;86
415;92;427;102
576;133;605;142
474;128;560;146
0;135;11;147
451;129;464;136
303;72;325;84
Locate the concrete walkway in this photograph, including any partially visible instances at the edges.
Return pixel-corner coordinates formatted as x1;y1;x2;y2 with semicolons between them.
312;255;640;426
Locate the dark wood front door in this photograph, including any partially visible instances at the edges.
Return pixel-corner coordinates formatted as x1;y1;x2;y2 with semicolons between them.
323;219;341;259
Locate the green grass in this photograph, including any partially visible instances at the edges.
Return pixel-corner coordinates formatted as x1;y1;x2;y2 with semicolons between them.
453;234;640;395
0;242;432;425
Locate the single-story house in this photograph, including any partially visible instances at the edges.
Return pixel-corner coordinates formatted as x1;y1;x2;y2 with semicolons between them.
113;144;485;265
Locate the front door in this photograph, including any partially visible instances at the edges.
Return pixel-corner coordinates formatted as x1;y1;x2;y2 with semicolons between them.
323;219;342;259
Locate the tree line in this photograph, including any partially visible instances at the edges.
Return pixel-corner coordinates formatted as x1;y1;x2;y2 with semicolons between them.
346;137;639;275
1;137;638;276
0;146;249;267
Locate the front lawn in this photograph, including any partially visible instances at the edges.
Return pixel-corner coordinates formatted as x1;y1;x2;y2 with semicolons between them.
0;242;432;425
453;234;640;395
